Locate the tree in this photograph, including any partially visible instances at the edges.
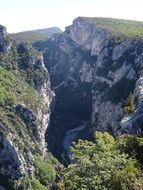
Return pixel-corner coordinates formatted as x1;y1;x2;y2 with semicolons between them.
58;132;142;190
34;155;56;187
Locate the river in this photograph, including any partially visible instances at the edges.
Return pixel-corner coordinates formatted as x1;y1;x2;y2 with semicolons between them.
63;124;86;161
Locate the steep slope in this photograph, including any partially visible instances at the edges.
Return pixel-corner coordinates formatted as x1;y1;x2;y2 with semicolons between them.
0;25;57;190
34;17;143;162
9;27;62;44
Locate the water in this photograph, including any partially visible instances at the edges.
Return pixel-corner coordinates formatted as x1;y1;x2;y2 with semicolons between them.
63;124;86;161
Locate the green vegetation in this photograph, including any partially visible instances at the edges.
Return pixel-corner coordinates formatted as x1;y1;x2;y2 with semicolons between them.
0;45;48;109
34;154;57;187
29;178;48;190
0;64;42;112
117;135;143;166
0;43;51;189
9;27;62;44
10;31;48;44
0;62;43;151
0;49;47;189
58;132;143;190
16;44;49;88
0;30;60;189
0;65;40;108
82;17;143;38
17;177;48;190
14;153;58;190
124;93;137;114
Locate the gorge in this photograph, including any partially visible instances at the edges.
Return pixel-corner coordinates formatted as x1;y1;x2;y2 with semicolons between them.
0;17;143;189
34;17;143;161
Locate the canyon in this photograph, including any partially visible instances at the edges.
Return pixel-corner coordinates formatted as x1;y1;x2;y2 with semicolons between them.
0;17;143;189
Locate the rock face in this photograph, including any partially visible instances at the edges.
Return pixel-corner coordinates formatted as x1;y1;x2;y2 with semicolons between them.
120;77;143;134
0;25;11;52
0;27;53;189
34;17;143;161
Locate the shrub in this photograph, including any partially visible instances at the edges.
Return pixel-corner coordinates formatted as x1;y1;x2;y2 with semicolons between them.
17;177;48;190
124;93;137;114
34;155;56;187
58;132;143;190
30;178;48;190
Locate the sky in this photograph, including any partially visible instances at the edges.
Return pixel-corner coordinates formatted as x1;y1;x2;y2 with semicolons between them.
0;0;143;33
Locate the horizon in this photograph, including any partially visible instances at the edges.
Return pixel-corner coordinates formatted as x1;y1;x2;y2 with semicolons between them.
0;0;143;33
9;16;143;34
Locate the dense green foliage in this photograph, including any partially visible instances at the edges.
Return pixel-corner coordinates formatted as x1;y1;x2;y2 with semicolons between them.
0;50;43;146
0;66;16;106
117;135;143;166
0;65;40;108
14;153;58;190
18;177;48;190
34;154;57;187
58;132;143;190
82;17;143;38
29;178;48;190
0;45;48;109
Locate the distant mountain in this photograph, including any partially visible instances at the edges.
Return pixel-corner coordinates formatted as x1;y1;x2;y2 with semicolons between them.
9;27;62;44
31;27;62;35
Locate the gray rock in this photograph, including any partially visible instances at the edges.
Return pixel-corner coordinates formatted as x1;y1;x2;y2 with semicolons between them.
0;137;24;180
0;25;53;188
0;25;11;52
112;39;132;61
33;17;143;160
119;77;143;134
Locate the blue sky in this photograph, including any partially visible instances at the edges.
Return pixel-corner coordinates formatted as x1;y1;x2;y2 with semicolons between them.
0;0;143;33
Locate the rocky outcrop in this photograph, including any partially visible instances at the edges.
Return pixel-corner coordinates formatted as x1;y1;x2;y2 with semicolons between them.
34;17;143;161
65;17;110;55
120;77;143;134
0;25;11;52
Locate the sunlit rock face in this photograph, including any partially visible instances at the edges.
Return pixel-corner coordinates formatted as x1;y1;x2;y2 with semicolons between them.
34;17;143;161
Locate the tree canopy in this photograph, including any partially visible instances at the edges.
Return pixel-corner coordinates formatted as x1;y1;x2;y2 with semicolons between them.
58;132;143;190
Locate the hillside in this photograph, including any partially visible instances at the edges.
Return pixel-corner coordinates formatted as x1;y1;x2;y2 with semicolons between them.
9;27;62;44
81;17;143;38
32;27;62;34
0;25;58;190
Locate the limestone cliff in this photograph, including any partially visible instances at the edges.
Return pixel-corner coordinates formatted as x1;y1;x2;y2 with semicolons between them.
34;17;143;161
